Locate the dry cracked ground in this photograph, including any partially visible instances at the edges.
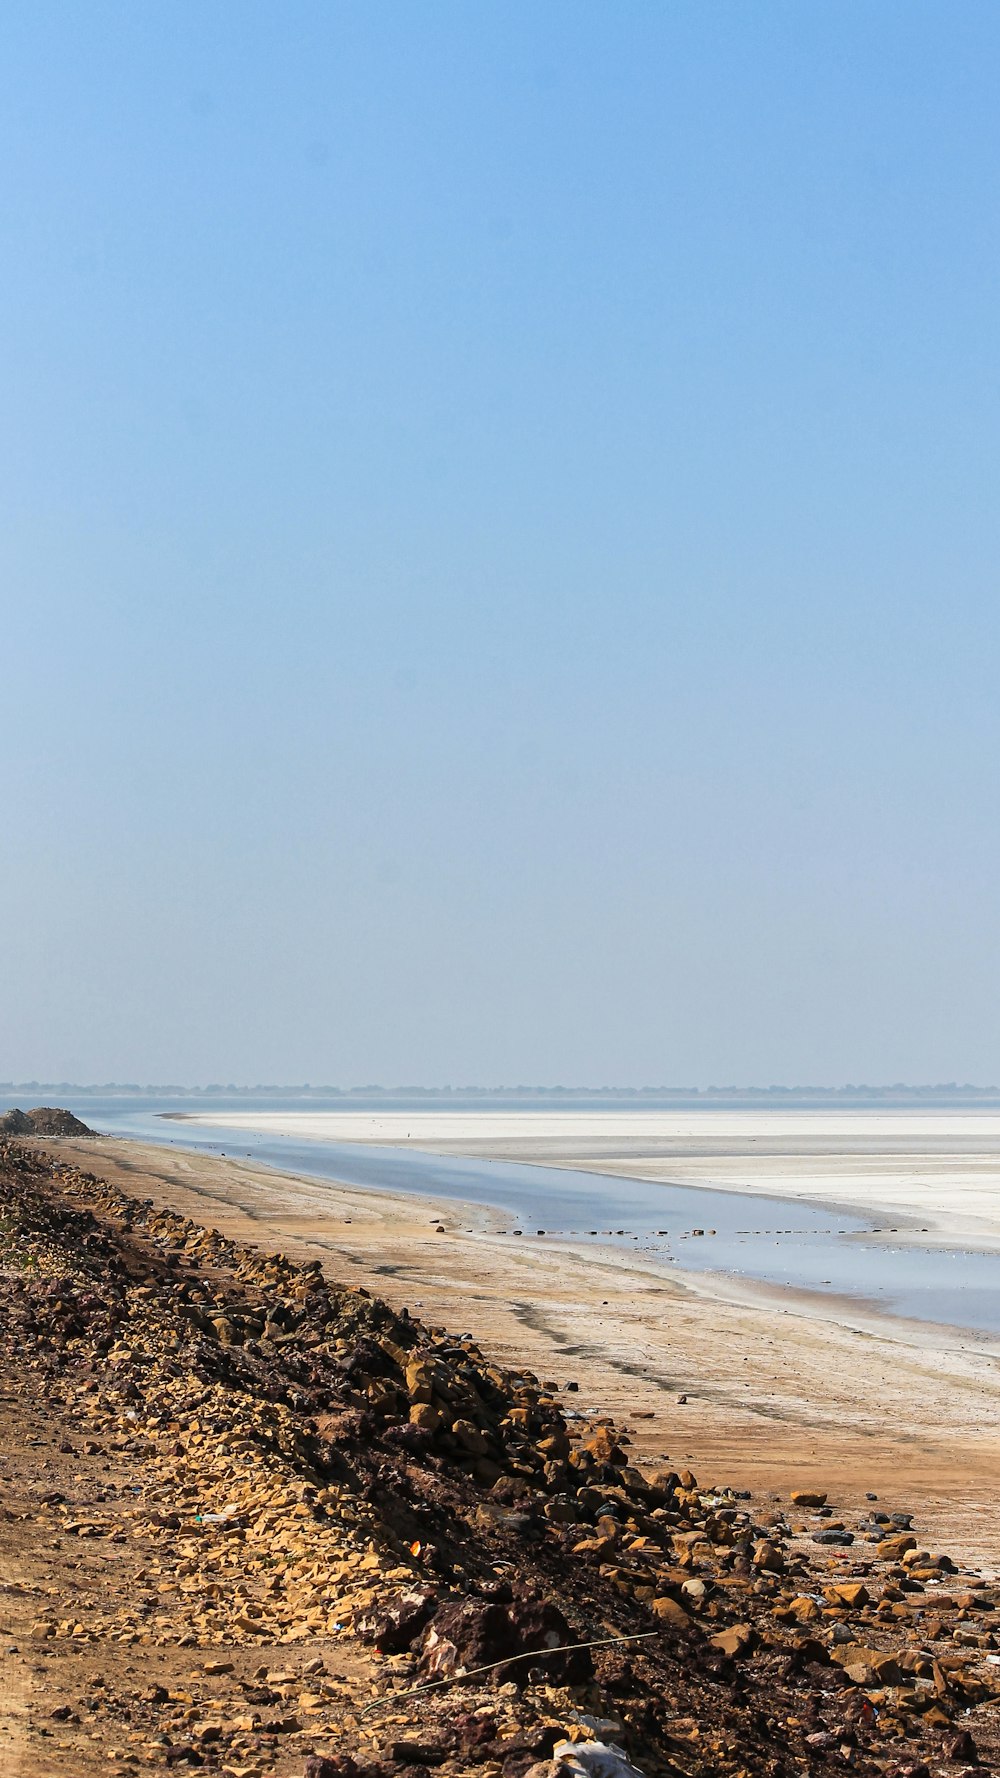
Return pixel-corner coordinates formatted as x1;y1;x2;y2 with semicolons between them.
1;1136;998;1778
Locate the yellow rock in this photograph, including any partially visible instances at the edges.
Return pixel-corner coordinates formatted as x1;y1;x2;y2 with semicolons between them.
405;1361;435;1404
775;1596;822;1624
877;1534;917;1560
824;1582;870;1610
752;1540;785;1574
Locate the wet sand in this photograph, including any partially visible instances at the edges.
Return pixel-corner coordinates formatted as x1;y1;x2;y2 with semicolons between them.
51;1133;1000;1576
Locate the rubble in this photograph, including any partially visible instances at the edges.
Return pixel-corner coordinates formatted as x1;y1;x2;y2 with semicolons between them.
0;1133;998;1777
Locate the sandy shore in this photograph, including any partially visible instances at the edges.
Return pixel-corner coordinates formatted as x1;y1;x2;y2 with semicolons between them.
172;1109;1000;1251
50;1133;1000;1576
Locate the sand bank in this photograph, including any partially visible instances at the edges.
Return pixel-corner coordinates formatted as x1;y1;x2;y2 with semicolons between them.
50;1134;1000;1574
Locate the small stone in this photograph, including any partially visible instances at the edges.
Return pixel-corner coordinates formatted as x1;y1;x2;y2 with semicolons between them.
651;1595;691;1629
752;1540;785;1573
824;1582;870;1609
681;1577;708;1606
451;1418;488;1455
877;1533;917;1559
409;1402;443;1434
710;1623;759;1658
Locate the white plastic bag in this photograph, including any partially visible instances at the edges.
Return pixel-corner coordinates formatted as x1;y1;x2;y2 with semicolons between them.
551;1739;647;1777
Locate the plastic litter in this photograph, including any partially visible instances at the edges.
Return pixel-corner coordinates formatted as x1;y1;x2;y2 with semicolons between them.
569;1715;626;1740
551;1739;647;1777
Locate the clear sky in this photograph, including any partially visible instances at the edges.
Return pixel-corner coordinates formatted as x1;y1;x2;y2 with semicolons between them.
3;2;999;1088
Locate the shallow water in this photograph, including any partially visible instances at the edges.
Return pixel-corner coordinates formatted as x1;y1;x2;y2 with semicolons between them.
80;1103;1000;1338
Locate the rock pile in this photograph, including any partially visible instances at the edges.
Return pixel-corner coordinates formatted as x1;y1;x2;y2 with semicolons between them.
0;1136;998;1778
0;1103;94;1136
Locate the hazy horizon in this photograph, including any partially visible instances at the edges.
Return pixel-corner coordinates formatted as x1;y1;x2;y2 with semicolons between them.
3;1080;1000;1102
3;4;999;1087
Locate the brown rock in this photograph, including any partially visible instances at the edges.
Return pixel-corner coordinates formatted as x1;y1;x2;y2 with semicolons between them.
451;1418;489;1455
651;1595;692;1630
390;1742;448;1767
581;1426;625;1467
824;1582;870;1609
878;1533;918;1560
752;1540;785;1574
774;1596;822;1625
832;1643;903;1686
405;1360;435;1404
537;1428;570;1462
710;1622;759;1658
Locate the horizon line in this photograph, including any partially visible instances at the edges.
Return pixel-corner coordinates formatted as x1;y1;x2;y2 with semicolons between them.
3;1081;999;1098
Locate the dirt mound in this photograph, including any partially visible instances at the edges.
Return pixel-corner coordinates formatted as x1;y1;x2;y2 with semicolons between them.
0;1136;998;1778
0;1104;93;1136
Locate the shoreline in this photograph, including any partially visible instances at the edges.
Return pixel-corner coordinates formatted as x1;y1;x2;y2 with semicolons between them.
90;1122;1000;1359
165;1107;1000;1255
149;1107;1000;1336
48;1131;1000;1575
120;1116;1000;1346
531;1228;1000;1358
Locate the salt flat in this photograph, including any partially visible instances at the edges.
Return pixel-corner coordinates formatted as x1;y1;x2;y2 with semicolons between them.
175;1109;1000;1251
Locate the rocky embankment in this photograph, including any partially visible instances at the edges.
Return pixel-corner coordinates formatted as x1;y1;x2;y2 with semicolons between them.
0;1139;997;1778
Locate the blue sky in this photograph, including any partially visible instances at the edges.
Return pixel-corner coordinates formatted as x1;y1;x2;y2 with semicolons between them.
3;2;999;1086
